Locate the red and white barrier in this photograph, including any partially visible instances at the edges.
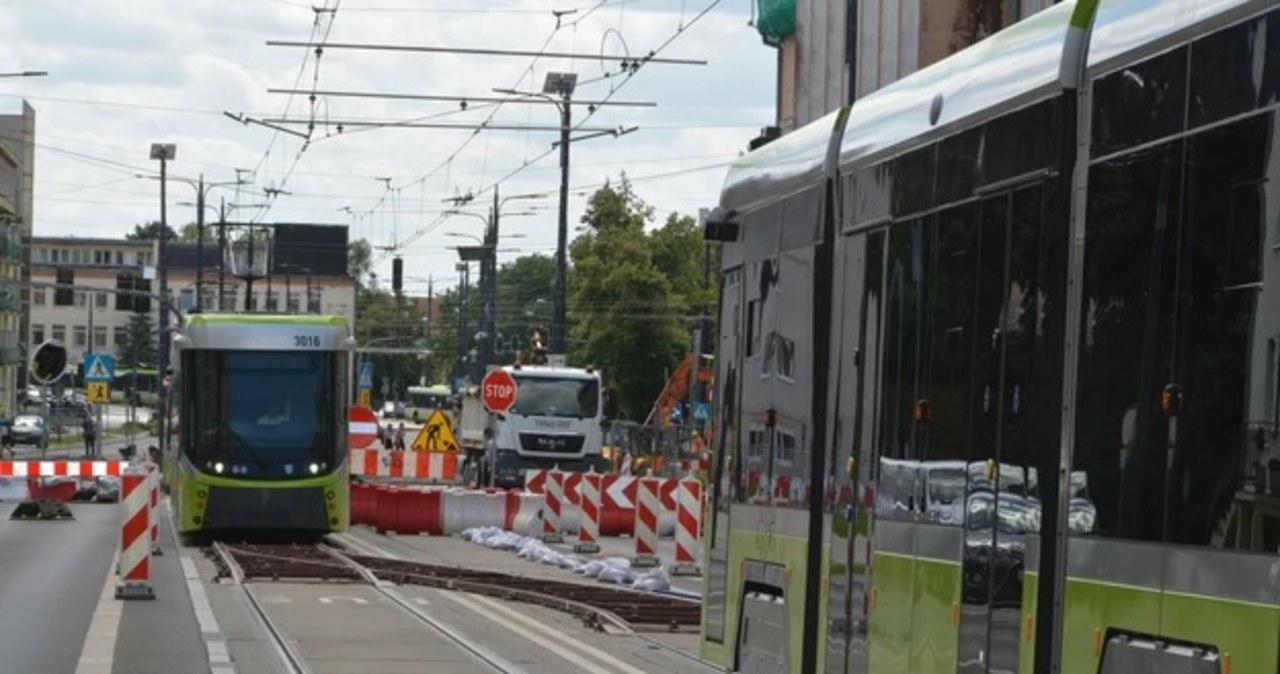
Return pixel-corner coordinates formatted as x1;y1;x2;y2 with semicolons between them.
523;470;679;537
670;477;702;576
542;468;565;542
506;492;543;536
575;470;602;554
350;449;458;482
0;460;127;477
116;467;155;600
633;477;660;567
443;489;509;535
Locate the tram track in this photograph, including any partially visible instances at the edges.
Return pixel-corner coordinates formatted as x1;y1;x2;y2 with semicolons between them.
209;542;522;673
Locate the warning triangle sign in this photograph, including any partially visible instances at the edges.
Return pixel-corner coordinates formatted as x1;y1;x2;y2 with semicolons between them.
411;408;460;453
86;356;111;380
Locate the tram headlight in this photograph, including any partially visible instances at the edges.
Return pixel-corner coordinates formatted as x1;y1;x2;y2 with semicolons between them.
308;463;320;475
213;462;224;474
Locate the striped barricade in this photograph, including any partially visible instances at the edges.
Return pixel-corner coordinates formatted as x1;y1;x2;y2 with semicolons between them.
350;449;458;482
115;466;155;600
633;477;661;568
542;468;565;543
575;469;602;554
0;461;128;477
670;477;702;576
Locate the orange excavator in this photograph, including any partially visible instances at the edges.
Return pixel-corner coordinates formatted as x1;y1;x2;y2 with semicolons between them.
645;352;714;427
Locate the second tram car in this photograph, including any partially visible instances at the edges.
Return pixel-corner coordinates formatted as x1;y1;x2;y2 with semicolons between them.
702;0;1280;672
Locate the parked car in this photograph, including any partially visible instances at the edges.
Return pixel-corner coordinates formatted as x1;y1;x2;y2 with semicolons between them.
11;414;47;449
381;400;405;419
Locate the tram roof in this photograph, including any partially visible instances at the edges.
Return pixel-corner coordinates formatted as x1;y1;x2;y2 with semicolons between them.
719;0;1265;210
184;313;349;329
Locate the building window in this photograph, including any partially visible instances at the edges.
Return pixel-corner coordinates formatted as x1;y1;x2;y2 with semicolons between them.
75;291;87;307
51;325;65;343
73;325;87;347
96;292;107;308
55;268;74;305
31;325;44;344
115;251;123;265
265;290;279;311
113;326;126;347
36;248;48;263
93;326;107;349
32;288;44;306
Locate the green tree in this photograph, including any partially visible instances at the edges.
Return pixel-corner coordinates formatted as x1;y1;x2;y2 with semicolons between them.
494;254;554;361
349;239;373;288
568;178;693;420
126;221;178;241
353;288;430;400
116;311;157;371
177;222;203;243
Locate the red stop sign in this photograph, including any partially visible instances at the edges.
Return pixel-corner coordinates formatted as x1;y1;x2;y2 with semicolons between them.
482;370;518;413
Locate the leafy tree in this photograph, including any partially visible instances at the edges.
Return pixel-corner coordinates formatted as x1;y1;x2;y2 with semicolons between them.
493;254;554;362
568;178;694;420
349;239;373;287
177;222;203;243
116;311;157;371
353;288;431;400
126;220;178;241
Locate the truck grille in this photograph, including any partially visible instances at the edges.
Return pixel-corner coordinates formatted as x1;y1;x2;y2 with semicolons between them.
518;433;585;454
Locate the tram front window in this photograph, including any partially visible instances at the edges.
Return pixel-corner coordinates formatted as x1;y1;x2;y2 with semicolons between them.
187;351;339;477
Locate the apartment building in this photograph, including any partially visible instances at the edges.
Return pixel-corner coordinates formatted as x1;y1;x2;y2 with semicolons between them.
754;0;1056;134
29;229;356;373
0;102;35;416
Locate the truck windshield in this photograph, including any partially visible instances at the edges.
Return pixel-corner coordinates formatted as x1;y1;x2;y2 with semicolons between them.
184;350;340;477
510;376;599;418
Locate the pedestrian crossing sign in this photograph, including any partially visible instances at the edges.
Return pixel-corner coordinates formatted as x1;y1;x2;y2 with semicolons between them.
84;353;114;382
411;408;460;453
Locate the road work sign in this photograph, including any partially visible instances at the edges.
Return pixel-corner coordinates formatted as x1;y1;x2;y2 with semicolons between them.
411;409;460;453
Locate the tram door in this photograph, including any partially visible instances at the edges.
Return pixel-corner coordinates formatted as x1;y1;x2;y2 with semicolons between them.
959;183;1049;674
827;229;885;674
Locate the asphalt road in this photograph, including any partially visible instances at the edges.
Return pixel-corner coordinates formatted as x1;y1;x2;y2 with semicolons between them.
7;435;155;462
0;502;120;674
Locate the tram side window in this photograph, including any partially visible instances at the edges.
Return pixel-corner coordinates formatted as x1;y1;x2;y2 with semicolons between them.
1091;46;1188;157
1188;8;1280;129
1165;113;1275;550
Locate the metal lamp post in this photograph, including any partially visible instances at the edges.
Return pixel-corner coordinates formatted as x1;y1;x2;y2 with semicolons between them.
149;142;175;462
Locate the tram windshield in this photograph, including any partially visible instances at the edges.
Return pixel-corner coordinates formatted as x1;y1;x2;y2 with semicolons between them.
184;350;341;477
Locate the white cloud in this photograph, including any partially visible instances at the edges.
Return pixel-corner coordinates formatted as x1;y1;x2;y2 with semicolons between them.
5;0;774;291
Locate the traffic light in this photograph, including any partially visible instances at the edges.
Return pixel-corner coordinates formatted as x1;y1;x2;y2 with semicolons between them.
30;340;67;384
392;257;403;294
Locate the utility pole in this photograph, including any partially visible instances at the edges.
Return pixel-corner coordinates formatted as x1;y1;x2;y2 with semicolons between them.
426;275;434;383
551;86;571;358
218;198;227;310
480;188;499;379
149;141;176;465
196;174;205;311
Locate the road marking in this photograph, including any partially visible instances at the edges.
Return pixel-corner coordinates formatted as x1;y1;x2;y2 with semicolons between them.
466;593;650;674
437;591;601;673
318;595;368;605
74;553;123;674
167;498;237;674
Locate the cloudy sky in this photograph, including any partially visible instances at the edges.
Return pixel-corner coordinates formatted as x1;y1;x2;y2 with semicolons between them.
0;0;773;294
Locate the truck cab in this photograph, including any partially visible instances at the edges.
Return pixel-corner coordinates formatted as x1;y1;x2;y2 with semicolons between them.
486;364;611;488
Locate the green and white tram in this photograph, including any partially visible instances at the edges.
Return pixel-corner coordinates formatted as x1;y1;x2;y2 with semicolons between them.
702;0;1280;672
168;314;352;540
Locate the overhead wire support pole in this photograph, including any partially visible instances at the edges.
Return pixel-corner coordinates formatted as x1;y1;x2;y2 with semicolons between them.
264;40;709;66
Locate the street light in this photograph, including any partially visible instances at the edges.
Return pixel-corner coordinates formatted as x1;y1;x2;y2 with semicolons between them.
148;142;176;469
170;175;250;311
496;72;577;357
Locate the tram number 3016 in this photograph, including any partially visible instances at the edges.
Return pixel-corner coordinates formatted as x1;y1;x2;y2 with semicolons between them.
293;334;322;348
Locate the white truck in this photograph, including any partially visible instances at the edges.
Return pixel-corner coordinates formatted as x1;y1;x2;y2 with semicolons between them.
478;363;612;489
